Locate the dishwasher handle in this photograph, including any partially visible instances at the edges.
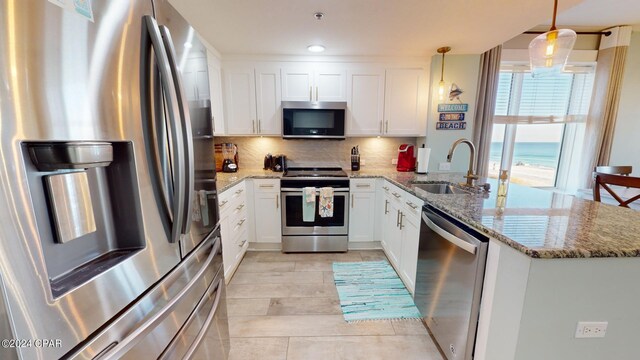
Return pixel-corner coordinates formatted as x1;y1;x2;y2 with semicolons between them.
422;212;477;255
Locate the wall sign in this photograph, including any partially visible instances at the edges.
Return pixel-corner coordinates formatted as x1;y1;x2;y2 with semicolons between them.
436;122;467;130
439;113;465;121
438;103;468;112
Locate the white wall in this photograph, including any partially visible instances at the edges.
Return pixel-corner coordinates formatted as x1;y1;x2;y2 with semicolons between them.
424;55;481;172
609;31;640;175
477;239;640;360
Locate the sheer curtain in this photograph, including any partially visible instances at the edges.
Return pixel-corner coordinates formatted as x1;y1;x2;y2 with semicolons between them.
473;45;502;177
580;26;631;189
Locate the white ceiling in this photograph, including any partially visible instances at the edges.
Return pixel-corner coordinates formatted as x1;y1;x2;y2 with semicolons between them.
169;0;640;57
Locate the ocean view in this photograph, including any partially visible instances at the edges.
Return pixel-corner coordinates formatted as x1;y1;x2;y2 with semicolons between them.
489;142;561;168
488;142;561;186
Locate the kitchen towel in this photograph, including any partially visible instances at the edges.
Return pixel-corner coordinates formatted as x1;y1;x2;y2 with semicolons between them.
303;187;316;222
319;187;334;218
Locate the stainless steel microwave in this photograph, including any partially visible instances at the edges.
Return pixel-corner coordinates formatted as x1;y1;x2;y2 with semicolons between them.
282;101;347;139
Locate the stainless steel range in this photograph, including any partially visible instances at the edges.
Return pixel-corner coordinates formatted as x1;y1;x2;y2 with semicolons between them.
281;167;350;252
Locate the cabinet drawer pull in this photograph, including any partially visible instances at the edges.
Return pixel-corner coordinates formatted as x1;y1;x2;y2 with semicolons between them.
235;204;245;211
239;239;247;247
235;189;244;195
406;202;418;209
382;186;389;191
356;184;371;188
219;200;228;207
236;219;246;227
392;192;401;198
259;184;275;188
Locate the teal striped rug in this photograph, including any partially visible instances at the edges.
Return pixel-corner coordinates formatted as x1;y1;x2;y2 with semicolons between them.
332;261;422;322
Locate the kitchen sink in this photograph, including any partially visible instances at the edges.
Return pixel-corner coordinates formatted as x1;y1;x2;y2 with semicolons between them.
412;182;469;195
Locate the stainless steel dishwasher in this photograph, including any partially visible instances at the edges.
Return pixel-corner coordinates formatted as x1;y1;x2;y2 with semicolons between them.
414;205;489;360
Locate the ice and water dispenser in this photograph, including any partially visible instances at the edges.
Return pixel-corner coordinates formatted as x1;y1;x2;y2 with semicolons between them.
23;141;145;298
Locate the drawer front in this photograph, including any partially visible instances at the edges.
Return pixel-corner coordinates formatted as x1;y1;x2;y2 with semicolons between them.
350;178;376;192
219;182;246;208
253;179;280;193
228;208;248;235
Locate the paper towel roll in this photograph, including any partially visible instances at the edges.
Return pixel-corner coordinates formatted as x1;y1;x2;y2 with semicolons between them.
416;148;430;174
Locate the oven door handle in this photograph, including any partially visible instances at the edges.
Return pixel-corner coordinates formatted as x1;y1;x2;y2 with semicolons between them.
281;188;350;192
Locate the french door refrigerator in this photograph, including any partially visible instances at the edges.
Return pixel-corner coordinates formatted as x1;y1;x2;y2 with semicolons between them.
0;1;228;359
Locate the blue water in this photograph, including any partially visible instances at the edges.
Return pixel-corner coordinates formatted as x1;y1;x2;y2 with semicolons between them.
490;142;561;168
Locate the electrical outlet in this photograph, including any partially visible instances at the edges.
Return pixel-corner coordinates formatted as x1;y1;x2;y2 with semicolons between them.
391;158;398;165
439;162;451;171
575;321;608;338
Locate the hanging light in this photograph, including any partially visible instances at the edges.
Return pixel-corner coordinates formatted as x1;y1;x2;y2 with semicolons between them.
437;47;451;101
528;0;576;77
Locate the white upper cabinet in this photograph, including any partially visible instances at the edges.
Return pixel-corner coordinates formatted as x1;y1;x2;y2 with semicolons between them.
182;57;209;101
206;52;225;135
384;68;427;136
223;67;257;134
281;65;346;102
346;68;385;136
255;66;282;135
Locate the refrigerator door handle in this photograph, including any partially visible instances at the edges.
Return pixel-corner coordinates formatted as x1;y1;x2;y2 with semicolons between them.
142;15;186;244
93;236;220;360
159;25;195;237
158;277;223;360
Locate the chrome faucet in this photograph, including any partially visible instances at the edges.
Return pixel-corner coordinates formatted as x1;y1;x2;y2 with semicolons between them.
447;138;479;187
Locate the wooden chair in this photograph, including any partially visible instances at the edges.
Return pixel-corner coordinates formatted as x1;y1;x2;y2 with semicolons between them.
593;171;640;208
595;166;633;176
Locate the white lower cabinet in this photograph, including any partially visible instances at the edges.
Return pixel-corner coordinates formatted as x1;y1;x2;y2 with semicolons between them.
218;181;249;283
348;179;377;242
252;179;282;243
378;180;423;294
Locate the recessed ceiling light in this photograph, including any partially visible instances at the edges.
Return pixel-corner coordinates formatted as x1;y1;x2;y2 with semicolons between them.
314;12;324;20
307;45;325;53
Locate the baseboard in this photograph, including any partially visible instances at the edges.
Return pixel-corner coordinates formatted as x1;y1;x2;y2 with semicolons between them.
248;242;282;251
348;241;382;250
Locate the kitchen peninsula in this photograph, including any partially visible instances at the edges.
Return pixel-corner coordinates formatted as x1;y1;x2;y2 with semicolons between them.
217;168;640;360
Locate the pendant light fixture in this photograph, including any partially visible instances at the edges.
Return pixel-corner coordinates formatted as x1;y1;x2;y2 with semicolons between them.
528;0;576;77
437;46;451;101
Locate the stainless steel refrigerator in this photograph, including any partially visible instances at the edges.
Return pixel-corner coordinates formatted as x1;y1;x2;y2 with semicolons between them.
0;1;228;359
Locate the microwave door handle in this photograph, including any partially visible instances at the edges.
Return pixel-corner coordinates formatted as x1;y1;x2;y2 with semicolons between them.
159;25;194;237
141;15;186;244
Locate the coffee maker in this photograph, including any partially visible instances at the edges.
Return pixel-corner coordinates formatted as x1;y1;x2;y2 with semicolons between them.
221;143;238;172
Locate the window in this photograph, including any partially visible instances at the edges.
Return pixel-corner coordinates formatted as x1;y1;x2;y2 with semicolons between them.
488;66;595;187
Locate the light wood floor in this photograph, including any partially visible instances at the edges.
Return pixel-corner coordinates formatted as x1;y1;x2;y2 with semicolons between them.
226;250;444;360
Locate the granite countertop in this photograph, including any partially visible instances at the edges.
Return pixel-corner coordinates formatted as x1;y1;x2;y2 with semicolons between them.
216;168;640;259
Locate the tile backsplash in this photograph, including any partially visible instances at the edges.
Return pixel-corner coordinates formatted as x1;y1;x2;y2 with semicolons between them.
215;137;418;170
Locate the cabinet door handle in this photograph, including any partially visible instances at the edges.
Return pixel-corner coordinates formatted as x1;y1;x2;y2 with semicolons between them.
351;194;354;208
258;119;261;133
276;194;279;209
252;120;255;133
309;86;312;101
219;200;228;207
396;209;401;227
385;120;389;133
316;86;319;101
379;120;383;134
399;212;405;230
384;200;389;214
406;201;418;210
